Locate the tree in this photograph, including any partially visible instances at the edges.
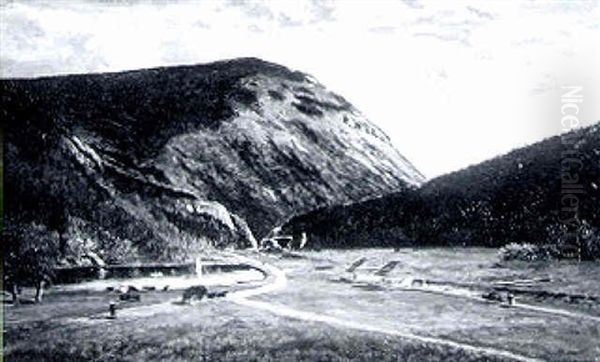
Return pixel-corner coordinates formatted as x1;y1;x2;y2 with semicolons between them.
580;220;600;261
3;221;59;304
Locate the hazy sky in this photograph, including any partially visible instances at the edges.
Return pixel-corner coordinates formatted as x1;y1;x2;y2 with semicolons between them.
1;0;599;178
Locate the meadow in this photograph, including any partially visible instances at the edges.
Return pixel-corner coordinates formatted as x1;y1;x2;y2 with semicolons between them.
3;248;599;361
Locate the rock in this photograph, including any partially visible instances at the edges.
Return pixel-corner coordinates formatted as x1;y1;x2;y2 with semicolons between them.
482;291;503;302
181;285;208;303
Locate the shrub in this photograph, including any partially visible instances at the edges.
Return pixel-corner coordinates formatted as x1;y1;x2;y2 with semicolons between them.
499;242;560;261
500;221;600;262
580;222;600;260
544;220;600;261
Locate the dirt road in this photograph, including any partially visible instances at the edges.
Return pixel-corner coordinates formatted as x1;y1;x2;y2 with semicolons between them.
226;254;540;362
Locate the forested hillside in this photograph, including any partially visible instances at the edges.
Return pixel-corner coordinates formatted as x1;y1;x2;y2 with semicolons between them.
282;123;600;259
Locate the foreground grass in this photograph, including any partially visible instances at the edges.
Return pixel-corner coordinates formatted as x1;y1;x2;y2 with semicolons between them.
7;248;598;361
4;299;507;362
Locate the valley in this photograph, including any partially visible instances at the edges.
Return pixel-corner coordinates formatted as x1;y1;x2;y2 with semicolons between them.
2;57;598;361
4;248;599;361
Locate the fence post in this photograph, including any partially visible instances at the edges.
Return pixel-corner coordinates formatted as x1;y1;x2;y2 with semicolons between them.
108;301;117;319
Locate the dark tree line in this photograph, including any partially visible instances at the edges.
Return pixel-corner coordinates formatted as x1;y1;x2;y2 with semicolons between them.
283;124;600;259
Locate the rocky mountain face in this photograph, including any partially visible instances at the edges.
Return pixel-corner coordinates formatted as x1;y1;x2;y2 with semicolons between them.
2;58;423;262
282;123;600;258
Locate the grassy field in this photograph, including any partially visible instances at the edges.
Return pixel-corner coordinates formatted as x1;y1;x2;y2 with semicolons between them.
4;293;504;361
256;248;600;360
3;248;600;361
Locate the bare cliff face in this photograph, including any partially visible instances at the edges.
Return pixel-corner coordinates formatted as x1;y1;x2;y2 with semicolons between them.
2;58;423;262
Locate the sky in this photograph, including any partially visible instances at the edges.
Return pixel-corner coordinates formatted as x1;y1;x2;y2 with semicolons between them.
1;0;599;178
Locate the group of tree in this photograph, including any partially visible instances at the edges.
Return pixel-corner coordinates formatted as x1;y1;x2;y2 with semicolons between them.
3;220;59;304
283;124;600;260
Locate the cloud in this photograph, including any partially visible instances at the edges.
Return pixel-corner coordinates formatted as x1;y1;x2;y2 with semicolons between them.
308;0;336;23
413;30;471;46
193;20;210;29
278;13;303;27
369;26;396;34
400;0;423;10
466;6;494;20
225;0;274;20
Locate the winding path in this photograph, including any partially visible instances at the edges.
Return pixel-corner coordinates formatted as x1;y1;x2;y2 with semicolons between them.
226;254;541;362
55;252;587;361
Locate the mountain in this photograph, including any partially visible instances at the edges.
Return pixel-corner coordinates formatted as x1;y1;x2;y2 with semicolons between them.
2;58;423;262
0;128;3;231
281;123;600;258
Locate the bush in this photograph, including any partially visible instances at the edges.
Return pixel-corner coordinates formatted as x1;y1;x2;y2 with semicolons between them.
580;222;600;260
499;242;560;261
543;220;600;261
500;221;600;262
